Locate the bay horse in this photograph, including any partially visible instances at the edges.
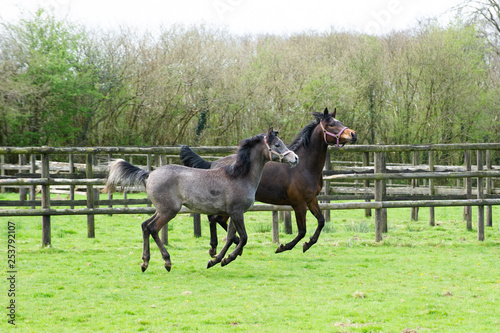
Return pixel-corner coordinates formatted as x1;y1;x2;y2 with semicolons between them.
103;128;298;272
181;108;357;256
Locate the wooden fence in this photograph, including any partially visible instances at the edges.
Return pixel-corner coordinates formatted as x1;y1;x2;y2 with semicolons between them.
1;143;500;246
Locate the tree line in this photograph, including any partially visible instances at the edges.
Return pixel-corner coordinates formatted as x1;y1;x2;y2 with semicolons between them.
1;8;499;163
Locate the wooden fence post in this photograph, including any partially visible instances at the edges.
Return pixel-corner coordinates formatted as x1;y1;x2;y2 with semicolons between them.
278;211;293;234
411;151;419;221
0;155;5;193
284;211;292;234
381;152;387;233
69;154;75;209
41;153;51;247
86;153;95;238
162;224;169;246
485;150;492;227
464;150;472;230
429;150;435;226
93;188;100;212
374;151;386;241
323;151;331;223
30;154;36;209
363;152;371;217
193;213;201;238
272;211;279;243
19;154;28;202
107;155;113;216
477;150;484;241
121;154;128;209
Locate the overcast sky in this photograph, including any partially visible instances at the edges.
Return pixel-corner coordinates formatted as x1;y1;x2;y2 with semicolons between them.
2;0;465;35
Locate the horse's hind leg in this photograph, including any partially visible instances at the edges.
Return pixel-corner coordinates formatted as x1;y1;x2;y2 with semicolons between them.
141;212;159;272
208;215;220;258
221;214;247;267
207;219;237;268
275;204;307;253
303;197;325;253
148;211;177;272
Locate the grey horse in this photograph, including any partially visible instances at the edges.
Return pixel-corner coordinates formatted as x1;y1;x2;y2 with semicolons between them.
103;128;298;272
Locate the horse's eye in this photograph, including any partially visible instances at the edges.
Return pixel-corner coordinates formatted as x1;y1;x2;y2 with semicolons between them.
274;143;280;148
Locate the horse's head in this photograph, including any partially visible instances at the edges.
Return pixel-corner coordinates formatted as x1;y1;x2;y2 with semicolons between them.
264;128;299;166
319;108;357;147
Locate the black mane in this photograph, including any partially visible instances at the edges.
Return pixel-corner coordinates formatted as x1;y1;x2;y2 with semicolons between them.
225;132;275;178
288;112;331;151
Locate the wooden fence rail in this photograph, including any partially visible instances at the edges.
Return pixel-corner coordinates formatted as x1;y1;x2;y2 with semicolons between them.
1;144;499;246
2;199;500;217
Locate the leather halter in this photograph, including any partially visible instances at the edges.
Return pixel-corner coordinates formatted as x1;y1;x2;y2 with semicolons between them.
263;136;294;163
319;121;347;148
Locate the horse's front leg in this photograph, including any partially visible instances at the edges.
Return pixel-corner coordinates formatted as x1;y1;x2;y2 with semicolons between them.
275;204;307;253
207;219;237;268
208;215;239;258
208;215;219;258
221;214;247;267
303;197;325;253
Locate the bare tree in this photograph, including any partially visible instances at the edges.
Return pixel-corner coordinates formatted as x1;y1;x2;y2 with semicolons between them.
455;0;500;54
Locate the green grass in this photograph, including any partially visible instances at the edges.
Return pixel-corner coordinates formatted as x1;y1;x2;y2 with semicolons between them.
1;193;499;332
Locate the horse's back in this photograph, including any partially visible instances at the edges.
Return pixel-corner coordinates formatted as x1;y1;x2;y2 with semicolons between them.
210;154;236;169
146;164;254;215
147;164;216;194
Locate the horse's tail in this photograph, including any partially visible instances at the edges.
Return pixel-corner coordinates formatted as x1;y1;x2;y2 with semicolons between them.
180;145;212;169
102;159;150;193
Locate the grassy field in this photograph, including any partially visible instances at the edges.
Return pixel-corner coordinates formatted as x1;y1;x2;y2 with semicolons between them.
1;193;499;332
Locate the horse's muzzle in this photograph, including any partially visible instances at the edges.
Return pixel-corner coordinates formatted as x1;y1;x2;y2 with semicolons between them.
348;131;357;144
286;154;299;167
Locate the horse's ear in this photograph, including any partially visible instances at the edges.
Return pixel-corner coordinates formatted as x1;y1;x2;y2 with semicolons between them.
266;127;274;141
323;108;329;118
332;108;337;118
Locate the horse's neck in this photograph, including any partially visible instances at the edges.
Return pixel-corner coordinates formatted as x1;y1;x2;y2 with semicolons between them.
296;126;328;174
246;146;268;187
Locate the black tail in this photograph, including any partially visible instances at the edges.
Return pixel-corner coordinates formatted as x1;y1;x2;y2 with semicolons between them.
180;145;212;169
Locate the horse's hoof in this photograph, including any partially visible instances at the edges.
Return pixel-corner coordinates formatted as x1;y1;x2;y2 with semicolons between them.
165;263;172;272
303;242;311;253
275;243;286;253
221;258;230;267
208;248;216;258
141;264;148;272
207;260;217;269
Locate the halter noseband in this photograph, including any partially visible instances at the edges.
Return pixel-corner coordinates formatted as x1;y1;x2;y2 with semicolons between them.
263;136;294;163
320;121;347;148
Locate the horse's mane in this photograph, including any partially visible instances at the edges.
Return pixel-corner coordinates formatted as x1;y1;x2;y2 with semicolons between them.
288;112;331;151
225;131;277;178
